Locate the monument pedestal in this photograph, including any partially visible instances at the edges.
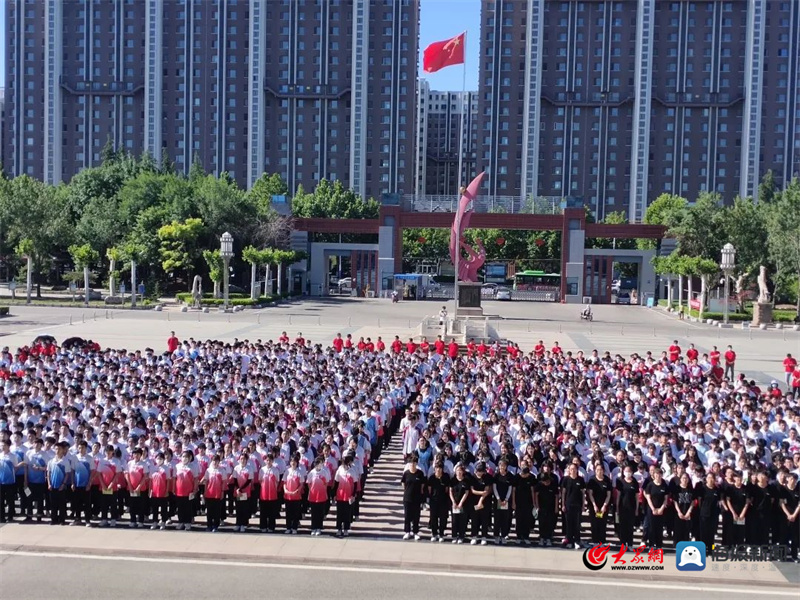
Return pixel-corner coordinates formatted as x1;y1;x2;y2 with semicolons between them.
751;302;773;327
457;282;483;317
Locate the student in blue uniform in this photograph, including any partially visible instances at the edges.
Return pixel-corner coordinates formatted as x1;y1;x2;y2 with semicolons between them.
0;439;20;523
71;440;94;526
47;442;72;525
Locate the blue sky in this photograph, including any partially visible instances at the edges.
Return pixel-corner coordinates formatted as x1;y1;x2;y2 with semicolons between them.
0;1;480;90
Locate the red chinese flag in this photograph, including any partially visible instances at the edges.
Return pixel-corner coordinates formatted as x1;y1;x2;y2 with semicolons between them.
423;32;466;74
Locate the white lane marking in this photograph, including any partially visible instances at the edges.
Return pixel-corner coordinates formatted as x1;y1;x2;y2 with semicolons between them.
0;549;793;596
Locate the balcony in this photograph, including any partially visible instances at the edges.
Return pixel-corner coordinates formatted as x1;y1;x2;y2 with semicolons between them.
265;84;350;100
541;92;633;107
60;77;143;96
653;92;744;107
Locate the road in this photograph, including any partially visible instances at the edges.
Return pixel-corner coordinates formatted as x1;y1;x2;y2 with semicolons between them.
0;552;793;600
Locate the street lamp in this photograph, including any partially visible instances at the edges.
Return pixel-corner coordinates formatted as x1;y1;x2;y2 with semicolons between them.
720;243;735;325
220;232;234;311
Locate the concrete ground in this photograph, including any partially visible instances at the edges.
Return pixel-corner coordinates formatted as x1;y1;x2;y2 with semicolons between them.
0;298;797;384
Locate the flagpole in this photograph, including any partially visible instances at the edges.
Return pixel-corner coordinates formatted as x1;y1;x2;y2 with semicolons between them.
453;30;467;331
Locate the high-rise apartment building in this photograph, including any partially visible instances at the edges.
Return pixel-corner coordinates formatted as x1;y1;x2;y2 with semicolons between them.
3;0;419;200
478;0;800;221
414;83;478;196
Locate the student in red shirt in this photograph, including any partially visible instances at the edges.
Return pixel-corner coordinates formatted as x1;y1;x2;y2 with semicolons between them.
792;367;800;392
202;454;226;532
534;340;545;357
448;340;459;359
724;345;736;380
406;338;418;354
365;337;375;352
278;331;290;344
477;341;488;356
174;450;198;531
420;337;431;354
784;353;797;389
466;338;477;357
344;334;353;349
283;455;304;534
376;337;385;352
332;333;344;353
167;331;180;354
149;452;171;530
334;455;357;537
434;336;446;355
668;340;681;362
507;342;519;358
391;336;403;354
258;453;281;533
709;346;721;367
307;459;329;536
294;332;305;346
232;453;254;532
551;342;563;356
356;337;366;351
686;343;698;362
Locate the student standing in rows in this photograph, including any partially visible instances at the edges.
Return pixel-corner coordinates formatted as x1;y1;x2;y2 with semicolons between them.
561;463;586;549
0;440;19;523
24;438;48;522
724;471;749;545
334;454;356;537
643;467;669;548
400;455;426;540
450;464;471;544
427;461;451;542
125;448;150;528
174;450;198;531
307;458;329;536
469;463;492;545
587;463;612;544
232;453;254;532
536;461;559;546
493;459;513;544
615;465;639;547
47;442;72;525
97;444;119;527
258;453;281;533
671;472;695;544
697;472;722;550
71;440;93;526
149;452;171;530
513;459;536;545
779;473;800;562
748;470;777;545
283;455;304;534
203;455;226;532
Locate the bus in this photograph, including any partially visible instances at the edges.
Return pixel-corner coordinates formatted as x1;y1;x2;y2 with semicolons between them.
512;270;561;291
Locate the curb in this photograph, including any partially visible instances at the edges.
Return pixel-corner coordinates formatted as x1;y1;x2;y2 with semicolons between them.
1;542;794;589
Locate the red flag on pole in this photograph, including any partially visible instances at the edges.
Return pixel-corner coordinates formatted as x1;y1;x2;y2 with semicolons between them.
422;32;466;74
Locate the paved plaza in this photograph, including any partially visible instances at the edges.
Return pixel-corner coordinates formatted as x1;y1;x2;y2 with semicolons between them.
0;298;796;384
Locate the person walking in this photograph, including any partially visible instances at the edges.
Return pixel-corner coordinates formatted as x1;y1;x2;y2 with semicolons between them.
784;354;797;389
400;455;426;540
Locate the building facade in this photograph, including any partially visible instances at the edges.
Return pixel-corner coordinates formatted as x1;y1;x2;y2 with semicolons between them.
478;0;800;221
414;84;478;197
3;0;419;200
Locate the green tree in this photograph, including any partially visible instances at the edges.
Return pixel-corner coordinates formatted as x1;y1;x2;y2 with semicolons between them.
766;179;800;314
192;174;255;241
68;243;100;304
291;179;379;219
249;172;289;217
637;193;688;250
202;248;224;298
670;192;726;260
721;195;770;309
758;169;777;204
587;211;637;250
157;218;205;281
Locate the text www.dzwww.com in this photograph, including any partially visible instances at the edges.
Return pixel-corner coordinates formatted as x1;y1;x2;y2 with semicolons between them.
610;565;665;571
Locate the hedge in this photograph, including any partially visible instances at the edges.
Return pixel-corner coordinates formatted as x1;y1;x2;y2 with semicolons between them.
0;306;9;316
175;292;246;304
686;309;797;323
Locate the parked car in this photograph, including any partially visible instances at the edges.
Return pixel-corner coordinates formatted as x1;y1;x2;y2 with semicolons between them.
495;287;512;301
337;277;352;289
616;292;631;305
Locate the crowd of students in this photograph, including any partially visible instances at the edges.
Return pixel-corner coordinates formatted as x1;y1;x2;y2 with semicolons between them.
0;332;798;562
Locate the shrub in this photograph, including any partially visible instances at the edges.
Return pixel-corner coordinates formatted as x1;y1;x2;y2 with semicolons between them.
0;306;9;316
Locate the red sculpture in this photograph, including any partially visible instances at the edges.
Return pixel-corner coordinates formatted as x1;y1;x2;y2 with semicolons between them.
449;171;487;283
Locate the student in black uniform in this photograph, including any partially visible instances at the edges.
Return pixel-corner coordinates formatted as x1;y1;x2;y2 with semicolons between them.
615;464;639;547
513;458;536;546
587;463;612;544
560;462;586;549
492;459;514;544
449;463;472;544
779;473;800;562
469;462;492;545
643;467;669;548
536;461;559;547
697;472;723;550
427;460;451;542
672;472;695;544
748;470;777;545
400;455;426;540
724;471;749;545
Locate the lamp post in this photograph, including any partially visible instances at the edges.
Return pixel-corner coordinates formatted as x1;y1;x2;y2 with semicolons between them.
720;243;735;325
220;232;234;311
